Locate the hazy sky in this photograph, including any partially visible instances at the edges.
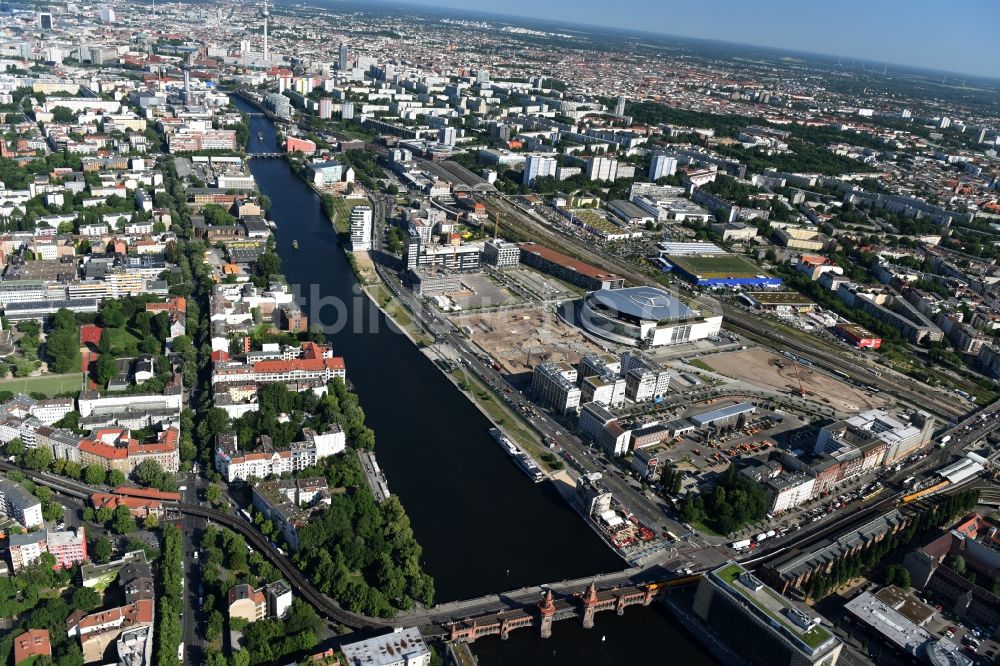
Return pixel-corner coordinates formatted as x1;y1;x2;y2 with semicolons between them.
388;0;998;78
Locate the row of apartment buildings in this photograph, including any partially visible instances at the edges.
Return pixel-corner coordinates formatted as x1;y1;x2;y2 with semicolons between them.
214;427;346;483
531;351;671;417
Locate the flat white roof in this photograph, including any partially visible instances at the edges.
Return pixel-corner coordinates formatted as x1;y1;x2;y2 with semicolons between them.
340;627;429;666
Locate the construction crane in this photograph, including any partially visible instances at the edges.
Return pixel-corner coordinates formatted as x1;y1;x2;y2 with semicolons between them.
791;358;808;397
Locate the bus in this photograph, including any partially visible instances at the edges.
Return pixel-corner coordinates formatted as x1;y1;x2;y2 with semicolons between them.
902;476;916;488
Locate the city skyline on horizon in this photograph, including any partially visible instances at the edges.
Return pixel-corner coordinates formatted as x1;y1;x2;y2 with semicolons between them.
374;0;998;81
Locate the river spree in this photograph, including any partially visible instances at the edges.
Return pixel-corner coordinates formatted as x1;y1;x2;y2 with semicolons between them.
232;96;717;664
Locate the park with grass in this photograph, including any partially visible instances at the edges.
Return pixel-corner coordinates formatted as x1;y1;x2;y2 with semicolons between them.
322;195;372;234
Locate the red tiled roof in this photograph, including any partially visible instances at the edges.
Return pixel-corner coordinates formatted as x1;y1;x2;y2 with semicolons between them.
79;438;127;459
13;629;51;664
73;599;154;633
146;296;186;314
91;493;161;512
253;357;345;373
112;486;181;502
517;242;620;281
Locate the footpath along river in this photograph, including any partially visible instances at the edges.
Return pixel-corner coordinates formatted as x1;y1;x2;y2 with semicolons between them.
232;96;717;664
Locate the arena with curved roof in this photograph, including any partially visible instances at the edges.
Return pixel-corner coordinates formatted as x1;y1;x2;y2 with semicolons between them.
579;286;723;347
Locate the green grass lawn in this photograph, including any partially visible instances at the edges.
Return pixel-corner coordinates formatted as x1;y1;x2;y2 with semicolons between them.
105;327;141;354
330;197;372;233
0;373;84;396
667;253;763;278
449;367;554;469
367;283;432;346
715;562;833;649
687;358;714;372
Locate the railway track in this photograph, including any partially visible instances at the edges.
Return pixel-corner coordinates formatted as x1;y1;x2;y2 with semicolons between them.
484;194;969;421
0;461;387;631
722;310;967;421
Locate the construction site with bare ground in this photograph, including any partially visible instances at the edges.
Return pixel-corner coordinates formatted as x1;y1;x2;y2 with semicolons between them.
700;348;890;414
454;305;605;378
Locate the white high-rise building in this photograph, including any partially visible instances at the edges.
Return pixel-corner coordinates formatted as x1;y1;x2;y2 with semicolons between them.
587;157;618;182
338;43;349;71
261;0;269;60
318;98;332;119
614;95;626;116
523;155;557;185
349;206;373;252
649;153;678;181
438;127;456;146
99;6;115;22
341;101;354;120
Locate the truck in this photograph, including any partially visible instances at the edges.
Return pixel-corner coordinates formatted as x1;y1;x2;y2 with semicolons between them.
765;529;777;539
938;435;952;448
731;539;752;550
755;532;769;543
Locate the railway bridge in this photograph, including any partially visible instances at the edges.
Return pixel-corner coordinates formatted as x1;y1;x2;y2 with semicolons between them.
440;576;699;643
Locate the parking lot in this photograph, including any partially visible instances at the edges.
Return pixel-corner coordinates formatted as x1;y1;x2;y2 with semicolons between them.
498;267;581;302
447;273;520;310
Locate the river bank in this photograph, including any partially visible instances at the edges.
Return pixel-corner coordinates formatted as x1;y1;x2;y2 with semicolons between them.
231;94;719;665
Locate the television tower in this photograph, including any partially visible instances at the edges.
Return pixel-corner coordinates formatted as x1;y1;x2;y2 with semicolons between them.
262;0;269;61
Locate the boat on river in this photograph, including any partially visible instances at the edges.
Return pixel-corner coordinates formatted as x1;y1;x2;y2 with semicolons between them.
291;239;299;250
490;428;544;483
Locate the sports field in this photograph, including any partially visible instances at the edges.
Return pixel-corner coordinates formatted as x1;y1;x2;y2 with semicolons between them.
0;373;84;396
666;253;762;278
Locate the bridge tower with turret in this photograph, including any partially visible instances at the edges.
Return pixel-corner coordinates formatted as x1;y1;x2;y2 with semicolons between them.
539;589;556;638
581;582;599;629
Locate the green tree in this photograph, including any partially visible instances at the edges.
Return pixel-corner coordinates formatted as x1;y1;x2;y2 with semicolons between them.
111;504;135;534
254;251;281;282
99;301;126;328
50;106;76;123
71;586;102;611
95;353;118;386
201;204;237;226
84;464;105;486
51;308;76;331
4;437;25;458
105;469;126;486
131;459;175;491
45;327;82;373
22;446;52;471
91;536;112;563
